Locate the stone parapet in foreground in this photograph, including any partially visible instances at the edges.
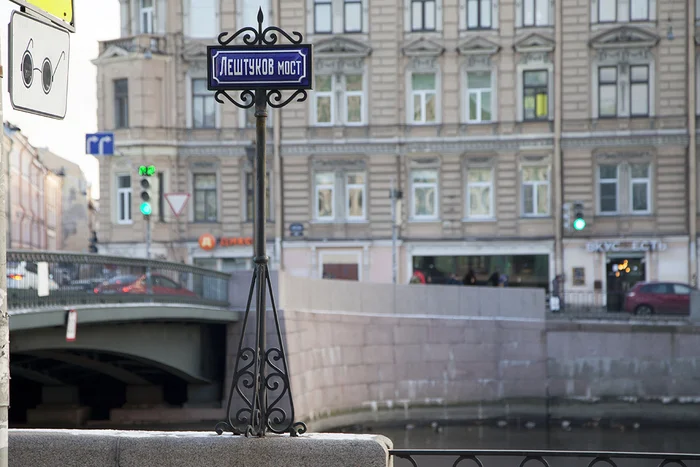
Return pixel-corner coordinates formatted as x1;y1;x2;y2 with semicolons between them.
9;430;392;467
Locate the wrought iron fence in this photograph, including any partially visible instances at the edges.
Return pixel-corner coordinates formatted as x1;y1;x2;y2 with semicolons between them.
547;290;690;317
6;250;231;310
390;449;700;467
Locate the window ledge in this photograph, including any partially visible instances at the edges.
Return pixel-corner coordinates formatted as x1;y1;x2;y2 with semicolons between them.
408;218;441;224
115;222;134;226
309;219;369;225
462;217;497;223
595;213;654;218
521;215;552;219
591;21;656;31
192;221;220;225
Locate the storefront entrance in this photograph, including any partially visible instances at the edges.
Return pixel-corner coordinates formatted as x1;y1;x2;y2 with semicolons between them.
606;254;646;312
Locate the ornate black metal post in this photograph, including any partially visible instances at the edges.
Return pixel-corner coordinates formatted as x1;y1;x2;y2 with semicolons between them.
208;7;311;438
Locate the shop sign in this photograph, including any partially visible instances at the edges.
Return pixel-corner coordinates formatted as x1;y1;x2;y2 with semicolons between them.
585;240;668;253
198;234;253;250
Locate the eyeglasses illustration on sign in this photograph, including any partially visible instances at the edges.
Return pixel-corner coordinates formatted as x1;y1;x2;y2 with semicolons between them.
21;38;66;95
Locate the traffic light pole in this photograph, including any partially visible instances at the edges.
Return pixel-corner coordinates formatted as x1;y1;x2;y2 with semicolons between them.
145;214;152;295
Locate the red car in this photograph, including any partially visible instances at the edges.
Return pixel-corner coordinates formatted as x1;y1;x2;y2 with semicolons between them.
623;281;693;315
94;274;196;296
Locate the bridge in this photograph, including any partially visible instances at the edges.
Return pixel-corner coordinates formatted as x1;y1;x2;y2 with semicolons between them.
6;250;237;427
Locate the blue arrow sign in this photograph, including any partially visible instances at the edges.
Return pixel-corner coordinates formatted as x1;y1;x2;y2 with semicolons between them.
85;132;114;156
207;44;313;91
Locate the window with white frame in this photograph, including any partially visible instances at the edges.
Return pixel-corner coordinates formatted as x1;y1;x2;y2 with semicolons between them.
345;173;366;220
116;175;132;224
314;0;333;32
140;0;154;34
629;65;649;117
522;70;548;121
598;0;650;22
411;169;439;219
192;79;216;128
411;0;436;31
467;0;491;29
313;73;365;125
312;0;365;34
630;163;651;213
466;167;494;218
521;166;549;216
466;71;492;123
313;170;367;221
598;165;618;213
344;0;362;32
597;162;651;214
189;0;217;37
697;0;700;20
598;66;617;117
522;0;549;26
595;64;651;118
193;173;218;222
245;172;272;221
410;73;437;124
315;172;335;220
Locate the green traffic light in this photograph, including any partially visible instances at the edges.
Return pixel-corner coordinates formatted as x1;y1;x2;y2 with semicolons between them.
140;202;152;216
139;165;156;176
573;218;586;231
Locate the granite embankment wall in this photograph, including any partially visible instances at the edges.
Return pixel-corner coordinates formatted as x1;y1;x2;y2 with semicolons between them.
226;273;700;425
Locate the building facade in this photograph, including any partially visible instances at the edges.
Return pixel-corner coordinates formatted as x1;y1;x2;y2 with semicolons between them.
93;0;698;295
4;124;63;251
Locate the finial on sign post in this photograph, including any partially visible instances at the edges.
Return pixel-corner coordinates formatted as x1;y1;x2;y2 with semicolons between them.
207;4;313;438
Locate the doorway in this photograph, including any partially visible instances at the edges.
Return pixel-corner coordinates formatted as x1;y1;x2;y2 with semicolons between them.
606;254;646;312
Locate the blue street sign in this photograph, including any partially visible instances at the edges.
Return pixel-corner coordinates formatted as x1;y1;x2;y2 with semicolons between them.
85;132;114;156
207;44;313;91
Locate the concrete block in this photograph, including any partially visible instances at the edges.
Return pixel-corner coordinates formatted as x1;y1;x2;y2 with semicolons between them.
9;430;392;467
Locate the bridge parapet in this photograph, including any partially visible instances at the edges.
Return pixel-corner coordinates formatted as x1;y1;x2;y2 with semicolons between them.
7;250;231;310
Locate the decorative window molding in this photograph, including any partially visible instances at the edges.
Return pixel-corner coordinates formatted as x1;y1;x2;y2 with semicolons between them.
458;0;499;30
590;32;656;119
402;37;446;57
457;36;501;56
306;0;369;35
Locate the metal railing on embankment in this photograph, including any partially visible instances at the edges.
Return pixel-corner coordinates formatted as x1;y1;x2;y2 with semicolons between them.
390;449;700;467
547;290;691;320
6;250;231;309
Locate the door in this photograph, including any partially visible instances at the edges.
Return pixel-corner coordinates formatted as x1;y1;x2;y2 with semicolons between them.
606;256;645;312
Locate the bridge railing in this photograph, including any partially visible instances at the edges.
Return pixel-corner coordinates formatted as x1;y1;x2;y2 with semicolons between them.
390;449;700;467
6;250;231;310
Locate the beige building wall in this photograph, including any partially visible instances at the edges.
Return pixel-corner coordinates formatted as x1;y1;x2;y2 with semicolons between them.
93;0;698;294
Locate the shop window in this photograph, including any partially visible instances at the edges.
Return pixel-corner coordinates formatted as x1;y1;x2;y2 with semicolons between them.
411;169;439;220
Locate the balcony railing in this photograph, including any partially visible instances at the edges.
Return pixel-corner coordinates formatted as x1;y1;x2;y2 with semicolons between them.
390;449;700;467
99;35;167;55
6;250;231;310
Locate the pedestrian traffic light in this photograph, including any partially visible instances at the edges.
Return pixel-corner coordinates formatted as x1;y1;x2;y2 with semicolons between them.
139;165;155;216
572;201;586;231
562;202;571;232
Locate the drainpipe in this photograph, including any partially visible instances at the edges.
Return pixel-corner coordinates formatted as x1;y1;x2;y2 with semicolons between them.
273;0;283;270
688;0;698;287
553;0;564;280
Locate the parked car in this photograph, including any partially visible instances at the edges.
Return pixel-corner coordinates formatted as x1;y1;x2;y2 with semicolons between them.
93;274;196;296
7;261;58;291
623;281;693;315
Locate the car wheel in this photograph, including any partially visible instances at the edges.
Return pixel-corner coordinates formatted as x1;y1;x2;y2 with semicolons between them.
635;305;653;316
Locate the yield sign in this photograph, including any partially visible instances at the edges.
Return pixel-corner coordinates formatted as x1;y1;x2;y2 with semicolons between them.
164;193;190;217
